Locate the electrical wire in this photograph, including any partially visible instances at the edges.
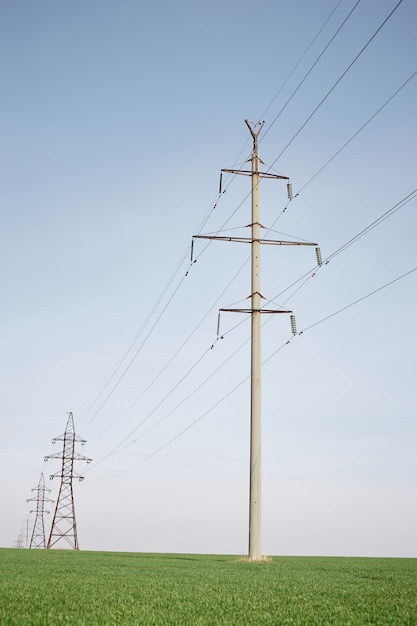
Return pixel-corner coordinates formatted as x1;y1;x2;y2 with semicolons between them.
91;263;417;480
298;267;417;335
324;188;417;264
296;69;417;195
260;0;345;121
88;330;250;473
269;0;405;167
265;188;417;307
232;0;346;167
192;0;359;255
82;68;417;455
80;0;409;442
87;255;252;442
78;245;191;425
87;188;416;476
80;270;190;432
79;171;246;430
261;0;362;141
201;59;416;267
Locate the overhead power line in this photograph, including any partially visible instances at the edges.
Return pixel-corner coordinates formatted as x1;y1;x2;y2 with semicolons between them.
299;267;417;335
297;69;417;194
79;0;408;442
91;264;417;482
260;0;345;120
230;0;346;166
81;270;189;433
270;0;405;167
262;0;362;141
87;187;416;479
324;188;417;264
267;188;417;306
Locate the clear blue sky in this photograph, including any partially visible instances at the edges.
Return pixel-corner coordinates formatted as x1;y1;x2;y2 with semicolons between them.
1;0;416;556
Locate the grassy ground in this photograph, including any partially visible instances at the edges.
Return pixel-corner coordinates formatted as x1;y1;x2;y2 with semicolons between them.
0;549;416;625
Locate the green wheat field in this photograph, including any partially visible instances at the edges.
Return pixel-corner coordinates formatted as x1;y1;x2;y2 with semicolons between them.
0;549;416;625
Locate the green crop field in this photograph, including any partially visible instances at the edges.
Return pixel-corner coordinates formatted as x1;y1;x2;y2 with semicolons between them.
0;549;416;625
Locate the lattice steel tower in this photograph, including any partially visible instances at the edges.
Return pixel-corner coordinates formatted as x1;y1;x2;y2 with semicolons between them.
27;473;53;548
14;529;24;549
45;412;92;550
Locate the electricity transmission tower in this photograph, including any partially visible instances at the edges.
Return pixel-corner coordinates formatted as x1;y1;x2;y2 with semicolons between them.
193;120;319;560
14;530;24;549
27;473;53;548
45;412;92;550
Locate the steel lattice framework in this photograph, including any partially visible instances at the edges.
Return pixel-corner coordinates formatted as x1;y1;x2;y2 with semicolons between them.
27;473;53;548
45;412;92;550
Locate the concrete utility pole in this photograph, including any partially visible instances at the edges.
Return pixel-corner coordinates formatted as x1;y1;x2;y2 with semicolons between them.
193;120;319;560
45;412;92;550
247;120;263;561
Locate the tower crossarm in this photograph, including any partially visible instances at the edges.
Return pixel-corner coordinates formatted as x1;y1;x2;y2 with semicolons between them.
74;452;92;462
45;449;90;463
49;470;87;482
44;451;91;461
193;235;317;246
51;433;87;444
219;307;292;314
44;452;64;461
221;168;289;180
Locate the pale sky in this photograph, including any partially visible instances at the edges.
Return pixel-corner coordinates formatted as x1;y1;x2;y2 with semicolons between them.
2;0;416;557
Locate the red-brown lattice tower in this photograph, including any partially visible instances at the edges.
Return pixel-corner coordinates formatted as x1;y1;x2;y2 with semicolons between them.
27;473;54;548
45;412;92;550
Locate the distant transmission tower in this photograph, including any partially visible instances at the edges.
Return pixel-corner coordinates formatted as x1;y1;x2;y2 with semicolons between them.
45;412;92;550
27;473;53;548
14;530;24;549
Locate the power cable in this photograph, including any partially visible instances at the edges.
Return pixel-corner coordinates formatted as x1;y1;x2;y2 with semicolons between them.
266;188;417;307
79;168;247;430
233;0;345;166
78;245;191;425
198;54;415;271
81;270;189;432
296;69;417;194
269;0;405;167
194;0;356;248
87;331;250;473
92;264;417;480
262;0;362;141
87;189;415;474
324;188;417;264
88;254;251;441
260;0;344;120
298;267;417;335
171;3;411;287
80;0;409;440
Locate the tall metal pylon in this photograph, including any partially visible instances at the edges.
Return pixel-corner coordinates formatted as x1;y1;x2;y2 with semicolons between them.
27;473;54;548
193;120;319;560
45;412;92;550
14;529;24;549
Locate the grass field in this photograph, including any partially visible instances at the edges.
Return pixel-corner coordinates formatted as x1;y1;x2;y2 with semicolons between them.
0;549;416;625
